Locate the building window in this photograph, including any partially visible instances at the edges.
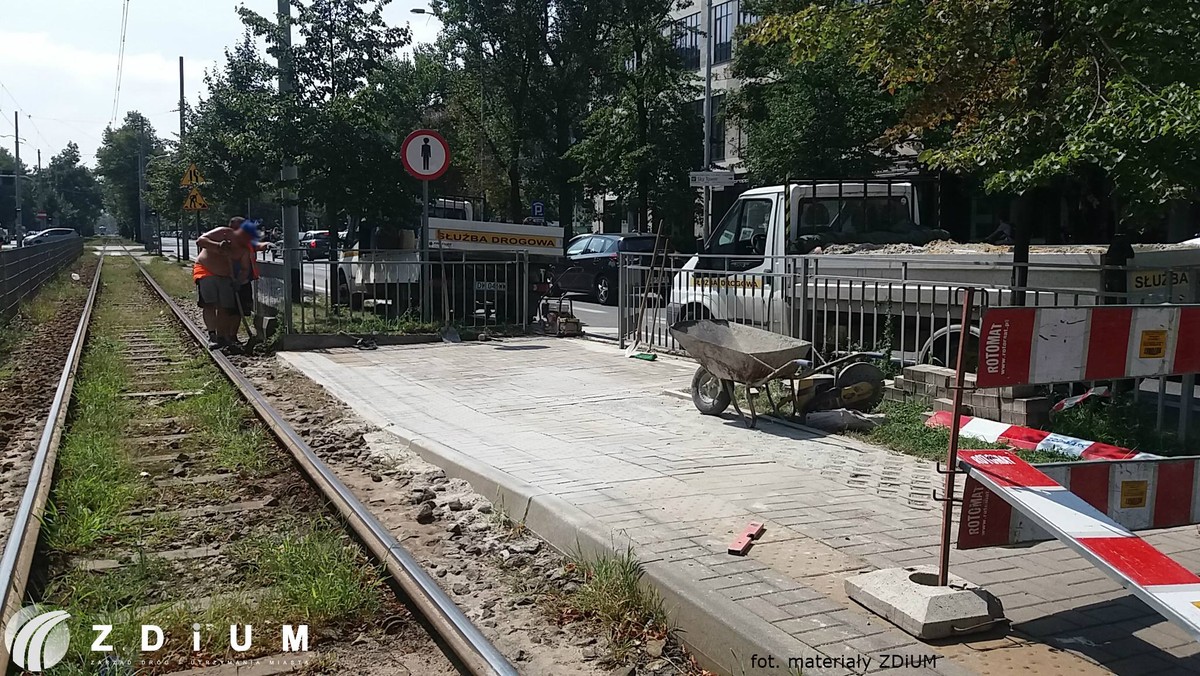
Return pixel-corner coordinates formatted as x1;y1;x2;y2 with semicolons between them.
710;94;726;162
675;12;702;70
740;6;759;26
712;1;736;64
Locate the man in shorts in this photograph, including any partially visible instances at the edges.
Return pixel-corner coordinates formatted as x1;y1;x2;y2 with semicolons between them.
195;217;256;350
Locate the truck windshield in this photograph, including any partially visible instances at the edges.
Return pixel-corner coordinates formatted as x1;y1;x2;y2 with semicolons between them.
708;198;772;257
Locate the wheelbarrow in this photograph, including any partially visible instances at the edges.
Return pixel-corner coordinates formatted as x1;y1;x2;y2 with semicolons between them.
669;320;885;428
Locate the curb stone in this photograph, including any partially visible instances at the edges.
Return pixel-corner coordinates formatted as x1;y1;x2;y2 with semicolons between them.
373;419;851;676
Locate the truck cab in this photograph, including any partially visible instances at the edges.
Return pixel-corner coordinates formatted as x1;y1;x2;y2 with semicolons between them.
669;182;926;328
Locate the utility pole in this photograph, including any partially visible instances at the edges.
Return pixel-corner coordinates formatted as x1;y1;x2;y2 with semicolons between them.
138;119;148;251
13;113;22;246
701;0;714;242
278;0;302;326
179;56;190;260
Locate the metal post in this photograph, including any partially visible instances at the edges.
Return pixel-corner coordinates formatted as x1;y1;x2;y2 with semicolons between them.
422;179;431;322
138;122;146;250
13;113;22;246
278;0;300;332
700;0;714;241
179;56;190;260
938;287;975;587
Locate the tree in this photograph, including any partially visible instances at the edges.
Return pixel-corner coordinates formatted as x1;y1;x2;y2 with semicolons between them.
33;142;104;235
728;2;898;181
569;0;701;240
435;0;550;222
0;147;33;235
239;0;413;234
751;0;1200;225
96;112;164;240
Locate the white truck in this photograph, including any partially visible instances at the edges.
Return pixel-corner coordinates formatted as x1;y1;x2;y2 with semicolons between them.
335;211;563;323
662;182;1200;363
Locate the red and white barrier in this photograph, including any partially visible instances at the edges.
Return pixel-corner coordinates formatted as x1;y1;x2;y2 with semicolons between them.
958;455;1200;548
926;410;1160;461
958;450;1200;642
977;305;1200;388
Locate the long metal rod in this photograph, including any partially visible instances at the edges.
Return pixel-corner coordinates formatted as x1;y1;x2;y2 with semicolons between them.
0;253;103;665
938;286;975;587
135;262;516;676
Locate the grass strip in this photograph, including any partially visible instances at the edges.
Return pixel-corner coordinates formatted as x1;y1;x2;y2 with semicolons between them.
866;401;1077;464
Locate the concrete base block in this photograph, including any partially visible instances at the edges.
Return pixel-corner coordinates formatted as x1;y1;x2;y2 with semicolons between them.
845;566;1004;640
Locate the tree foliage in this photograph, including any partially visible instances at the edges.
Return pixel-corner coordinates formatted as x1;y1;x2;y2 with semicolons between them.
33;142;104;235
569;0;701;239
750;0;1200;217
96;112;164;239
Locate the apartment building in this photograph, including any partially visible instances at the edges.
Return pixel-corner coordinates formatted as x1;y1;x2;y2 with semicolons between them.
671;0;757;176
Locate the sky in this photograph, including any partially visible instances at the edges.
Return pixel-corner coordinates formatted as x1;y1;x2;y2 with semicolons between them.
0;0;443;167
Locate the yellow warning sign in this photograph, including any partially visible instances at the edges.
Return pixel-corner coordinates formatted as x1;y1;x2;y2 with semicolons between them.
1139;330;1168;359
1120;480;1148;509
182;187;209;211
180;163;205;186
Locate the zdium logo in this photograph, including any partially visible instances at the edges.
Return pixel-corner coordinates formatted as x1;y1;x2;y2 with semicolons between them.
4;605;71;672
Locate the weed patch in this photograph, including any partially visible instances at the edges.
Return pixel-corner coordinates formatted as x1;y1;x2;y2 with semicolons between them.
1050;393;1182;455
553;548;669;664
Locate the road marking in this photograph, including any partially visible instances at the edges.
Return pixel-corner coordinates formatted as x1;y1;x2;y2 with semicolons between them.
573;306;606;314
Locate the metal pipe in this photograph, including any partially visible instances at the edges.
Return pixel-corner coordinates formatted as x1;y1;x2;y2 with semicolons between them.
938;287;975;587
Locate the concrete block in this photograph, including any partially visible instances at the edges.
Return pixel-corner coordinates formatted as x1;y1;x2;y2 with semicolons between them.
845;566;1004;640
1000;384;1038;399
932;398;972;416
1003;397;1052;416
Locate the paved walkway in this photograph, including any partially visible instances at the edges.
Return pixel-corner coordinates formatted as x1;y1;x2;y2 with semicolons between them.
283;338;1200;676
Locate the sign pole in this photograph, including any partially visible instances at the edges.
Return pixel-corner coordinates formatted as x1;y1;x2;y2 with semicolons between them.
938;287;975;587
422;178;431;323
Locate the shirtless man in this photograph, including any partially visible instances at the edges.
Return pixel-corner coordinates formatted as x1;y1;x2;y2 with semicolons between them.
195;217;256;350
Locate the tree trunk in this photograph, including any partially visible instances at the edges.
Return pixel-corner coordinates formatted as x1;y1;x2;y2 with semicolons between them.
507;153;522;223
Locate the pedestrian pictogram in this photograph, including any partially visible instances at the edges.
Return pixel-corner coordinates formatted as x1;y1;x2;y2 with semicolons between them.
182;187;209;211
180;163;205;186
401;129;450;181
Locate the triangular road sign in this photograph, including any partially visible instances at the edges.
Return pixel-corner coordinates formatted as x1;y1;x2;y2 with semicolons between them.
181;163;205;187
182;187;209;211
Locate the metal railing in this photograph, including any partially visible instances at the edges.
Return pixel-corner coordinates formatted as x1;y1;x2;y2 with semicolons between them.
619;252;1200;438
254;249;534;335
0;238;85;322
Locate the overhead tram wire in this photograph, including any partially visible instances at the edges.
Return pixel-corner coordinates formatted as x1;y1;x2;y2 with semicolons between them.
110;0;132;125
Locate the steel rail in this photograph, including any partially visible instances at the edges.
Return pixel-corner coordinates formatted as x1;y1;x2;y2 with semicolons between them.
133;261;516;676
0;255;104;665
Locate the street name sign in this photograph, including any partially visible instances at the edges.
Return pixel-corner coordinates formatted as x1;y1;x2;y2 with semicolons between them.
689;171;736;188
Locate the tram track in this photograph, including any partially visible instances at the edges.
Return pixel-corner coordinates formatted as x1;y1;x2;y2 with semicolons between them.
0;251;517;674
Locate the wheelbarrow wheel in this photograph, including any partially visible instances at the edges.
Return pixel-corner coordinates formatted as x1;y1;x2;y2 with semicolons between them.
691;367;731;416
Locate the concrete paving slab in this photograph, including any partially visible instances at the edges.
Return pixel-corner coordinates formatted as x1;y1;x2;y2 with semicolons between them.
283;338;1200;675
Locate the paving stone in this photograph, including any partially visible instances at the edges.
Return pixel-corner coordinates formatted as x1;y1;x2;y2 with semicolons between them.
282;341;1200;674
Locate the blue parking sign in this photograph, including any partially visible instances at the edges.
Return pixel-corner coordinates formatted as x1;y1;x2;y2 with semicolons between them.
531;200;545;218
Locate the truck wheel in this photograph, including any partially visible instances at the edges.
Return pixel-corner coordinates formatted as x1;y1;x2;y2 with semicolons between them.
691;367;731;416
595;275;616;306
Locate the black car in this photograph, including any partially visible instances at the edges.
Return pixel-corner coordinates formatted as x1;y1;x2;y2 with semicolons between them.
552;233;660;306
300;231;332;260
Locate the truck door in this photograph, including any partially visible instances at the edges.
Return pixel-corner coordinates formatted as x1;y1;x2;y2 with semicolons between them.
698;195;776;326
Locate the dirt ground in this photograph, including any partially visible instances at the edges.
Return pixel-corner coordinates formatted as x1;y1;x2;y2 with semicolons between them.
0;256;98;552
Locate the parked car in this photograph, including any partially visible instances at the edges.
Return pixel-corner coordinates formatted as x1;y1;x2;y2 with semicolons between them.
22;228;79;247
552;233;663;306
300;231;332;260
